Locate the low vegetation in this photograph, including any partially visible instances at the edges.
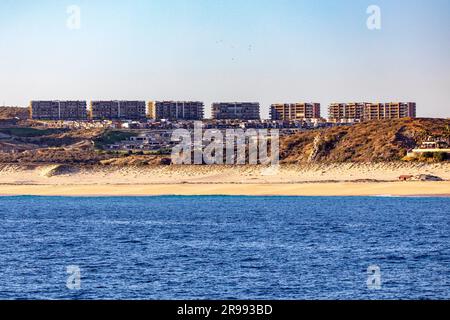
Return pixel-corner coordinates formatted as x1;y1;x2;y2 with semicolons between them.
0;127;64;137
410;151;448;163
93;130;137;149
280;118;450;163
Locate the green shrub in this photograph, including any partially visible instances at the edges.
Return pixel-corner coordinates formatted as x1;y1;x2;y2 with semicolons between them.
422;152;433;159
0;127;63;137
93;130;136;149
433;152;447;162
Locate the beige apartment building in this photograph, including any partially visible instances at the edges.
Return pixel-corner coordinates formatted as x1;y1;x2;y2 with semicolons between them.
30;100;87;120
212;102;260;120
270;103;321;121
90;101;146;120
329;102;417;122
328;103;368;122
148;101;204;120
383;102;416;119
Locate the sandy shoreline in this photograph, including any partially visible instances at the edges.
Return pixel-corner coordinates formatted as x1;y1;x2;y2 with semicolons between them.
1;163;449;197
1;181;450;197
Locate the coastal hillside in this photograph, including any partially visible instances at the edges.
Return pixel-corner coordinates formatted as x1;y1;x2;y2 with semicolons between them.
280;118;450;163
0;126;165;165
0;117;449;165
0;128;104;164
0;107;29;120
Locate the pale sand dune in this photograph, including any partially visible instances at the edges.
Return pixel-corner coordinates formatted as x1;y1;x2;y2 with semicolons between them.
0;163;449;196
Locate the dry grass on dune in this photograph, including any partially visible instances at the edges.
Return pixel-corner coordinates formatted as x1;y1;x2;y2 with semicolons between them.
280;118;450;163
0;107;29;120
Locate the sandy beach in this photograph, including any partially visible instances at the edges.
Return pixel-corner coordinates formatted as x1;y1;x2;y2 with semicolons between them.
1;181;450;197
0;162;449;196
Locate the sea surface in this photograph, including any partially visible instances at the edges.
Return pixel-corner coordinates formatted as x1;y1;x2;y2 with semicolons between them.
0;196;449;300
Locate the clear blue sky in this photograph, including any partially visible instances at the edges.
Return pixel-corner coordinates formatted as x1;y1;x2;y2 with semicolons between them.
1;0;449;118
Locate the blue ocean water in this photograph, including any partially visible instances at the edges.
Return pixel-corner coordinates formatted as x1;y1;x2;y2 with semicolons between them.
0;196;449;300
